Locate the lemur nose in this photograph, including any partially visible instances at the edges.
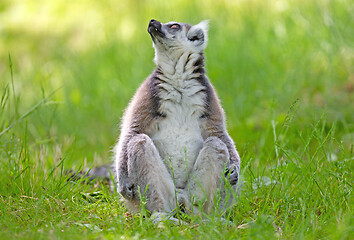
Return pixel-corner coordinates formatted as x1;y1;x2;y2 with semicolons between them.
149;19;161;29
148;19;163;36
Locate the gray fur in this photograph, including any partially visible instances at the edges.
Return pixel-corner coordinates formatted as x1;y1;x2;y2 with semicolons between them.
114;19;240;215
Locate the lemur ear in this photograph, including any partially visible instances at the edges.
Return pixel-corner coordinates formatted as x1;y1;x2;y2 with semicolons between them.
187;20;209;46
195;20;209;33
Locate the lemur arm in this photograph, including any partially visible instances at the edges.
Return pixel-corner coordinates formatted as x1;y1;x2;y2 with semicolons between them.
200;81;240;185
201;120;240;185
115;78;151;196
115;75;164;197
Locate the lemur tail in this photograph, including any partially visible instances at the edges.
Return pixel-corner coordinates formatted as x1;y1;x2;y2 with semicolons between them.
66;164;114;184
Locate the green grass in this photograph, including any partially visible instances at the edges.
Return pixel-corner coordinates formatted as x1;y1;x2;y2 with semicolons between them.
0;0;353;239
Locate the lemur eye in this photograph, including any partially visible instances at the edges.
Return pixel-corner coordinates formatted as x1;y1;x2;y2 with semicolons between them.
170;24;180;30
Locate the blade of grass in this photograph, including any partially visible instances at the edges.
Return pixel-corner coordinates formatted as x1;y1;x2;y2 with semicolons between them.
0;87;61;136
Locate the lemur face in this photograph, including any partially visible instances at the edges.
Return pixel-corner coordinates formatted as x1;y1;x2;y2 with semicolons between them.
148;19;209;53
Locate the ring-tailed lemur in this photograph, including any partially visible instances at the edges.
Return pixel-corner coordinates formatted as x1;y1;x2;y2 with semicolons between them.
114;19;240;215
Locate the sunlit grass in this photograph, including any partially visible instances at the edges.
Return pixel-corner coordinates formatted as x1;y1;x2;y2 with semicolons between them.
0;0;353;239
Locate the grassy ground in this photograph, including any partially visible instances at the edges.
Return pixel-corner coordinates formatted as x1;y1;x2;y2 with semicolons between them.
0;0;353;239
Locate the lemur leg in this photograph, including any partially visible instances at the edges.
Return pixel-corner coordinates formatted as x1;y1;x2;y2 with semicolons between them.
181;136;229;214
121;134;176;213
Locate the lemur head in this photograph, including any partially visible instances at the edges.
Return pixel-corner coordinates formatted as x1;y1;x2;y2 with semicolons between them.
148;19;209;64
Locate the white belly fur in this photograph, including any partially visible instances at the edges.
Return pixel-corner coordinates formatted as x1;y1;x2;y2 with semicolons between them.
150;91;205;188
151;116;203;188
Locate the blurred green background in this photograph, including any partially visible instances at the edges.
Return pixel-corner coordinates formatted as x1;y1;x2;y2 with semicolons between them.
1;0;353;166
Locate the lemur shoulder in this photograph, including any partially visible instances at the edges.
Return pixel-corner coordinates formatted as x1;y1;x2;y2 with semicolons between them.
114;19;240;214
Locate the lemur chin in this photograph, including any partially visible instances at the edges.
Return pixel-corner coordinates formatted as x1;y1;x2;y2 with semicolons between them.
114;19;240;216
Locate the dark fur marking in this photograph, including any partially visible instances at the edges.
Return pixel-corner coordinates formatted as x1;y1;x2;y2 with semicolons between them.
155;67;163;75
197;75;212;119
149;73;167;118
184;24;192;32
194;54;205;67
194;88;207;95
193;54;206;75
184;52;192;72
